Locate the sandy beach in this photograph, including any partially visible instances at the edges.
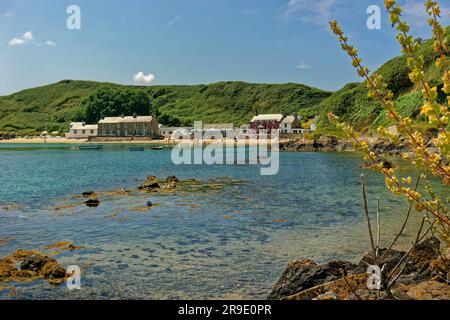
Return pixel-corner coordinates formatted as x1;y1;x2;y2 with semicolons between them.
0;137;282;146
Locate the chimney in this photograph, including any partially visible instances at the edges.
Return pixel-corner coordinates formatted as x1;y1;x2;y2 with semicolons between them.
82;121;86;127
121;114;125;118
133;112;138;119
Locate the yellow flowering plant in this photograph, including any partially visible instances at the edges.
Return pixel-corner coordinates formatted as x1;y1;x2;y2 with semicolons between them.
328;0;449;247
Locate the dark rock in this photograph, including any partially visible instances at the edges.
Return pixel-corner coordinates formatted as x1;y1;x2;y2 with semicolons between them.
20;254;51;272
41;260;66;279
267;259;356;300
408;237;440;276
84;199;100;207
138;176;161;190
355;248;406;275
354;237;441;284
166;176;180;183
147;201;153;207
82;191;96;198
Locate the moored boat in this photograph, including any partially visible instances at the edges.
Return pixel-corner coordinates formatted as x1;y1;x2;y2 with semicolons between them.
150;146;164;150
129;146;145;151
78;145;103;150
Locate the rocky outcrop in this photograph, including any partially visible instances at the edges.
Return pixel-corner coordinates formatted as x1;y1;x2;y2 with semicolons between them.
406;281;450;300
84;199;100;207
166;176;180;183
138;176;161;191
1;251;68;285
279;135;412;155
269;237;448;300
267;259;356;300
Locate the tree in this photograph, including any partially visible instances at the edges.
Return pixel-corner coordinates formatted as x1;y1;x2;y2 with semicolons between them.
82;88;155;123
158;113;182;127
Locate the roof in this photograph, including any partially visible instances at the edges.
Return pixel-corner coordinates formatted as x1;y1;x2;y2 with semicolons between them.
159;127;193;131
251;114;284;122
98;116;154;124
203;123;234;130
70;122;98;130
281;116;296;124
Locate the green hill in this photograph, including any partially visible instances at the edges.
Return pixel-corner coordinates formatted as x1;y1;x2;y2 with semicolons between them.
0;80;331;135
315;30;449;132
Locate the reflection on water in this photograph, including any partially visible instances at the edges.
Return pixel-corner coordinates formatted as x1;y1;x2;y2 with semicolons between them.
0;144;430;299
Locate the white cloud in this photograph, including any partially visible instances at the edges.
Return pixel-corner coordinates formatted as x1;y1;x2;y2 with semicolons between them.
297;62;309;70
133;72;155;84
8;31;56;47
8;31;33;46
282;0;336;25
168;15;183;27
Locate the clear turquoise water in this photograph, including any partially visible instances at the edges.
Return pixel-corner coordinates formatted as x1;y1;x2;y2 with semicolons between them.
0;144;426;299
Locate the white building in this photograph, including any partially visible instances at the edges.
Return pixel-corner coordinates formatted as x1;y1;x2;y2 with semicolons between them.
280;114;302;134
65;122;98;139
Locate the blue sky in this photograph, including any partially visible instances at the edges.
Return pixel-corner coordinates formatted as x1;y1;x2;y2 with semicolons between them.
0;0;448;95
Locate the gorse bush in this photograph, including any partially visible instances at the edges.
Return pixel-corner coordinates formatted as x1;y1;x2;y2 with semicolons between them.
328;0;449;244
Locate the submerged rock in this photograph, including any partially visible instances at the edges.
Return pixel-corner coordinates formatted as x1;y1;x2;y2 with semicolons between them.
138;176;161;191
82;191;97;198
84;199;100;207
1;251;68;286
166;176;180;183
21;254;51;272
44;241;82;252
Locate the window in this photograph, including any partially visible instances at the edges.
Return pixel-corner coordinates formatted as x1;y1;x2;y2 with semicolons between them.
74;130;78;134
82;130;85;134
90;130;94;134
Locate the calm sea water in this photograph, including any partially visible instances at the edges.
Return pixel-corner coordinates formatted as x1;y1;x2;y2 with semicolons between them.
0;143;426;299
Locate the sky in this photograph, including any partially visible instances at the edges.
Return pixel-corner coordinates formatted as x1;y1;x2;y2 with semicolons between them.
0;0;449;95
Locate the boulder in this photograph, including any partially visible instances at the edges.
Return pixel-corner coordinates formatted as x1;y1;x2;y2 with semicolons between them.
82;191;96;198
138;176;161;190
84;199;100;207
40;260;66;280
318;135;339;148
355;248;406;275
166;176;180;183
267;259;356;300
165;181;177;189
20;254;51;272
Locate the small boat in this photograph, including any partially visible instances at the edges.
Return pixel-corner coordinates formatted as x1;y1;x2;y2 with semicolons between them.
78;145;103;150
151;146;164;150
129;146;145;151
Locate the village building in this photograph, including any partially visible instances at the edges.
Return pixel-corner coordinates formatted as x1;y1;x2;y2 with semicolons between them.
98;114;159;137
65;122;98;139
280;114;302;134
250;114;284;133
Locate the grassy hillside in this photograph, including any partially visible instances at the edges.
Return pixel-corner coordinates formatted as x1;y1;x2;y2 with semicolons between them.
0;80;331;135
316;29;449;132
